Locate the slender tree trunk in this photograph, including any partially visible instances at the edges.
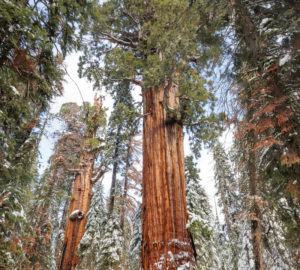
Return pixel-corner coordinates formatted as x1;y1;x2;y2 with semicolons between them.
248;149;265;270
120;144;131;231
231;2;265;268
108;128;121;215
58;150;94;270
141;79;196;269
216;171;232;235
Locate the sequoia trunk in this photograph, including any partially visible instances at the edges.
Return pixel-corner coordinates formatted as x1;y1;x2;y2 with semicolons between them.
141;81;196;269
58;151;94;270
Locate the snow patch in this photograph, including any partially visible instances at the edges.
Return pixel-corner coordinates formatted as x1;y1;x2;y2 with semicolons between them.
10;85;20;96
3;161;11;168
279;53;291;66
69;209;84;220
12;208;24;218
153;250;195;269
168;238;190;247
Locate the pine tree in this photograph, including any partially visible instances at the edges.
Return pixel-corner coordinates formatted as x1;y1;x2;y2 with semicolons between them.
106;81;140;217
97;215;124;270
185;155;218;269
213;142;240;269
213;141;257;269
128;205;142;270
77;182;106;270
230;0;300;267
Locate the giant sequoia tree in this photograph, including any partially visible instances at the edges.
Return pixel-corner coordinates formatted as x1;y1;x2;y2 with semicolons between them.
1;0;299;269
79;0;226;268
57;97;108;270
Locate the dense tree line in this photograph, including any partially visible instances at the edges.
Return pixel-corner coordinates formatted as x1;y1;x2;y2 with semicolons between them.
0;0;299;269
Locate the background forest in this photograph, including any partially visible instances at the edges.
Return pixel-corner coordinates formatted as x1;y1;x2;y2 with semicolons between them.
0;0;299;269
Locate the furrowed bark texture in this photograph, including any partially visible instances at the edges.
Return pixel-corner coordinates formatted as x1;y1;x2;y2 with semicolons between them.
58;95;104;270
248;149;265;270
58;151;94;270
142;81;196;269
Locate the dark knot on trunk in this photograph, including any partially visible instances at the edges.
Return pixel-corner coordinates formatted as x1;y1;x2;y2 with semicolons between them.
69;210;84;221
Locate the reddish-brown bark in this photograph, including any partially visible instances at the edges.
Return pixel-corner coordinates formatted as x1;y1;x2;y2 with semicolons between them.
58;151;94;270
248;149;265;270
141;81;196;269
58;96;104;270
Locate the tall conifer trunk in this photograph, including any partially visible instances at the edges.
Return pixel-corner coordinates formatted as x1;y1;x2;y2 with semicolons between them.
218;177;232;236
142;80;196;269
58;96;104;270
248;149;265;270
120;145;131;231
108;129;121;215
58;151;94;270
232;1;266;268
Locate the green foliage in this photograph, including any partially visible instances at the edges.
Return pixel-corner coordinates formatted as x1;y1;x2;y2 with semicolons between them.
230;1;300;266
0;1;91;265
97;216;124;270
79;0;228;158
78;183;106;270
128;206;142;270
106;81;140;195
185;155;219;269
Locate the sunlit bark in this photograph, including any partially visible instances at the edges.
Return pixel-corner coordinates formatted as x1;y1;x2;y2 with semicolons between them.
142;78;196;269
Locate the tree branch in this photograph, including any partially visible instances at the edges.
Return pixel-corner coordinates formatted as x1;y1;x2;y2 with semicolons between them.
91;169;107;184
99;31;138;48
108;77;144;89
189;55;201;62
122;8;139;25
183;120;205;126
122;8;145;42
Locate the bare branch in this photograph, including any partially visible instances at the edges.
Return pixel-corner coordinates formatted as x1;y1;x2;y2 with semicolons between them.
122;8;145;42
132;78;145;89
99;31;138;48
183;120;205;126
91;168;107;184
122;8;139;25
107;77;144;89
